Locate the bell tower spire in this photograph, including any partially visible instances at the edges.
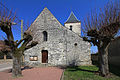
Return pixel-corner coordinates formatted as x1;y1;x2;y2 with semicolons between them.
64;12;81;35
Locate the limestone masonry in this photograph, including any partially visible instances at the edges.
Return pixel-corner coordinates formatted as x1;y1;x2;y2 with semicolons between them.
24;7;91;66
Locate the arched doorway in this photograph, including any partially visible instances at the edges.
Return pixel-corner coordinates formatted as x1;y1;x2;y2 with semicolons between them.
41;50;48;63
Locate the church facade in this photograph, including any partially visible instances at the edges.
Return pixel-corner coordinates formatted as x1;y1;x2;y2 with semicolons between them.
24;8;91;66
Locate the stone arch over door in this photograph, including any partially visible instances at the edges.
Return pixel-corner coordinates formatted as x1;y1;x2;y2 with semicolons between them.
41;50;48;63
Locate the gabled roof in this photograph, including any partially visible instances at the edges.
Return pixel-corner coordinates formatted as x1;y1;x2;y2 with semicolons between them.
65;12;80;23
27;7;63;32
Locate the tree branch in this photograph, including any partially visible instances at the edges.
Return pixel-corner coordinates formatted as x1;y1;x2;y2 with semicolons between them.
16;39;24;47
25;41;38;50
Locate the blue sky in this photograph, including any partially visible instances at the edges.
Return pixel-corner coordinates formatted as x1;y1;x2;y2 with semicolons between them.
0;0;112;53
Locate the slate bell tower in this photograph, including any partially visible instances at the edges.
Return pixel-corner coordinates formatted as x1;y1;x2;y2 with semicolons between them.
64;12;81;35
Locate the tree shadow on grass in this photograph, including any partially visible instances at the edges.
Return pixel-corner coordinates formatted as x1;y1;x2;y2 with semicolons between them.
92;60;120;77
67;66;98;73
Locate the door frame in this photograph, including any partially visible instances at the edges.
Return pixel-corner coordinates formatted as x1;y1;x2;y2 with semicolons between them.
41;50;48;63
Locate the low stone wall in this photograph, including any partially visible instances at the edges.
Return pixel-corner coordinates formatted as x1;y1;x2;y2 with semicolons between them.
0;59;12;63
91;54;98;61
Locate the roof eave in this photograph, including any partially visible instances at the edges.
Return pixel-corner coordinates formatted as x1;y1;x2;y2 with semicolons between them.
64;21;81;24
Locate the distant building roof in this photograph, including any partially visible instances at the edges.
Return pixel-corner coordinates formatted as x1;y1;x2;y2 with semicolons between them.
0;40;11;52
65;12;80;23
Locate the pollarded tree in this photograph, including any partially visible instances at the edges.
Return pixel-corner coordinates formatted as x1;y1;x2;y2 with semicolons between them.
0;8;38;77
82;1;120;77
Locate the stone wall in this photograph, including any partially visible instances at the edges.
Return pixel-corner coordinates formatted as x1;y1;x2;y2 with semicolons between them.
65;28;91;66
64;22;81;35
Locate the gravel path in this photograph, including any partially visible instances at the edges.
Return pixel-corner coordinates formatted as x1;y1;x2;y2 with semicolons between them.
0;67;63;80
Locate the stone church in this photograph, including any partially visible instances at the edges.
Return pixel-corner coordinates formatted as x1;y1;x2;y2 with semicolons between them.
24;7;91;66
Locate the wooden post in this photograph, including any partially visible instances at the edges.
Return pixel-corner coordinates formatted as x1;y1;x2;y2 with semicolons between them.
21;20;23;40
21;20;24;62
4;54;6;61
22;55;24;62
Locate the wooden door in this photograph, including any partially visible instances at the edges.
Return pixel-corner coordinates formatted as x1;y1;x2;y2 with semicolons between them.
42;50;48;63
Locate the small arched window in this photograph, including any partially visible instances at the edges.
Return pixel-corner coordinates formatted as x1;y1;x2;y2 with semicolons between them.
70;25;72;31
43;31;48;41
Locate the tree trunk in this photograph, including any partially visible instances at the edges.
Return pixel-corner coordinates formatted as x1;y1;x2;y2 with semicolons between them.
12;55;22;77
98;42;110;77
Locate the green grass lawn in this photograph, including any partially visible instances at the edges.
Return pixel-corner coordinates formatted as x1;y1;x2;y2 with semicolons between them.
64;66;120;80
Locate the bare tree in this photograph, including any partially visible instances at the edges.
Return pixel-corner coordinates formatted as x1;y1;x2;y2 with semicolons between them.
82;1;120;77
0;8;38;77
